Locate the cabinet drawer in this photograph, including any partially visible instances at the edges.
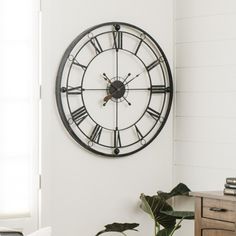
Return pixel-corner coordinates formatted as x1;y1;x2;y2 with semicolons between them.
203;198;236;222
201;218;235;231
203;229;236;236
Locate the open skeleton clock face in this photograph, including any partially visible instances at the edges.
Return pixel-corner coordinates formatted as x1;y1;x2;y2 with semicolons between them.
56;22;173;157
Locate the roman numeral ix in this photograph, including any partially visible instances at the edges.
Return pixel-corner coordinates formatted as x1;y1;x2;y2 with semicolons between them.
61;86;83;95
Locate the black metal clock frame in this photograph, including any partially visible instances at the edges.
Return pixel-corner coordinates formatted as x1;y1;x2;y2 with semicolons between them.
56;22;173;157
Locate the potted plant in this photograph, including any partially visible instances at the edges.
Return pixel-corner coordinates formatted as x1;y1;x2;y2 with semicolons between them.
96;183;194;236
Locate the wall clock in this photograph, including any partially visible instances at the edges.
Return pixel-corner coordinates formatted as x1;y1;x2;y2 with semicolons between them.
55;22;173;157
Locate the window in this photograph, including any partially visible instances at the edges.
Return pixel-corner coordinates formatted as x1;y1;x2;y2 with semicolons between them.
0;0;39;233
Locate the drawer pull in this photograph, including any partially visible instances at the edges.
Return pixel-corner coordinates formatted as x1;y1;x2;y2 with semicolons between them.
209;207;227;212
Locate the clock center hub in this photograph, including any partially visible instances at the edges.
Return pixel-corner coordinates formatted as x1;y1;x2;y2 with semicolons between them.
109;80;126;99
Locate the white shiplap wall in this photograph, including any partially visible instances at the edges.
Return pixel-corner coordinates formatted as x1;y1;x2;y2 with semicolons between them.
41;1;174;236
174;0;236;235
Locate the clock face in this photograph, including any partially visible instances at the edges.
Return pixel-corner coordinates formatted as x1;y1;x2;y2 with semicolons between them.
56;22;173;157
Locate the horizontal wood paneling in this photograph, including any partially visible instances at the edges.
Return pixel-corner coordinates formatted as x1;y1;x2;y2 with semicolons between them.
175;117;236;142
175;141;236;169
176;0;236;19
173;165;235;190
176;40;236;68
176;92;236;117
176;66;236;92
174;2;236;236
176;14;236;43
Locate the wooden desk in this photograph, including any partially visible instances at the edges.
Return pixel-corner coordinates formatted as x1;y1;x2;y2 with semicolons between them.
190;191;236;236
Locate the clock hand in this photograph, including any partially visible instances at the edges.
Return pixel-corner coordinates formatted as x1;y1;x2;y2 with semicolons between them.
124;69;146;86
102;73;117;106
102;73;119;92
102;71;140;102
103;93;131;106
103;94;112;106
102;72;133;106
104;70;145;101
123;97;131;106
122;73;131;84
103;72;131;98
102;73;112;84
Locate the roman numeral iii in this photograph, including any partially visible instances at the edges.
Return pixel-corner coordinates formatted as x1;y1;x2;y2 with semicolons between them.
150;85;171;94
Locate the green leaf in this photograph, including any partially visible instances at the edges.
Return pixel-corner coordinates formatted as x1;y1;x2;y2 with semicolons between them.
161;211;194;220
157;183;191;200
156;228;172;236
95;223;139;236
140;194;176;229
156;225;181;236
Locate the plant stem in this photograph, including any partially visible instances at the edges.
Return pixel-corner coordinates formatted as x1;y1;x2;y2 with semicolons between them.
169;218;184;236
155;221;160;236
121;232;127;236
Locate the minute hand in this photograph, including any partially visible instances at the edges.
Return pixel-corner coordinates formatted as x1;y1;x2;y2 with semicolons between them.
123;70;146;86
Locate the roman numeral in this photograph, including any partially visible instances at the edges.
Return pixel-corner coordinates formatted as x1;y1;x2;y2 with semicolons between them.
90;124;103;143
135;125;144;141
150;85;171;94
90;37;103;54
134;39;143;55
68;55;87;70
113;31;123;51
114;129;122;148
72;60;87;70
71;106;88;125
147;107;160;120
146;59;161;71
60;86;83;95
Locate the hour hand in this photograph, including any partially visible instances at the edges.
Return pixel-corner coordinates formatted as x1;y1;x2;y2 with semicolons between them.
103;94;112;106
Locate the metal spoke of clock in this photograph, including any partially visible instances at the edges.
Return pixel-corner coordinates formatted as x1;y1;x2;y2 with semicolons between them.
83;88;107;91
116;49;119;80
116;99;118;134
128;88;149;91
82;88;167;91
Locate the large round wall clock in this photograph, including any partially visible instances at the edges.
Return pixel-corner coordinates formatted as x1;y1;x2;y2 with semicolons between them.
56;22;173;157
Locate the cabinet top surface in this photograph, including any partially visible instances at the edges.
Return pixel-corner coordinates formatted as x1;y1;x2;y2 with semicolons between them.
190;191;236;201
